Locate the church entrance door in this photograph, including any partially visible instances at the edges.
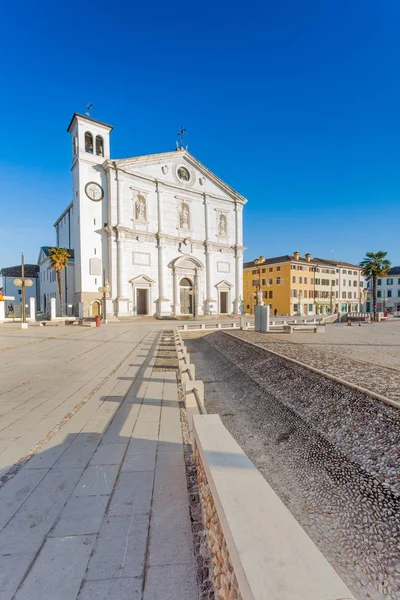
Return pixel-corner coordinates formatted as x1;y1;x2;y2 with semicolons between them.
179;278;193;315
137;289;148;315
91;301;101;317
220;291;228;314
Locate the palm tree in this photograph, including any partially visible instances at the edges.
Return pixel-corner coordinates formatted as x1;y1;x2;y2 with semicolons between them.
48;247;71;316
360;251;391;320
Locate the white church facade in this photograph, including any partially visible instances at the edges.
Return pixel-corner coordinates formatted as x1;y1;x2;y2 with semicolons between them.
51;113;247;318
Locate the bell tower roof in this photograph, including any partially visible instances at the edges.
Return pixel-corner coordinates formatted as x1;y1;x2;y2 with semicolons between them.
67;113;113;133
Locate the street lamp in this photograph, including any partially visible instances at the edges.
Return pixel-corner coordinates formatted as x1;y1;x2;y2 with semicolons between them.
13;252;33;326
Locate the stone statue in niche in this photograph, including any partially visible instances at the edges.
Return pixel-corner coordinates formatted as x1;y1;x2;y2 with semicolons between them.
218;214;227;236
180;203;190;229
135;195;146;221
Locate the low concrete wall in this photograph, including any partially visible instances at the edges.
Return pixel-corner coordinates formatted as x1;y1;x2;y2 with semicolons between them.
193;414;354;600
174;328;204;440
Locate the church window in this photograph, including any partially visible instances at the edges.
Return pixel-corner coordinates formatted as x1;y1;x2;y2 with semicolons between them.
96;135;104;157
85;132;94;154
73;135;78;155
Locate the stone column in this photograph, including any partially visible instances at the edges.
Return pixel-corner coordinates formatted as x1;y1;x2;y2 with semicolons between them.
233;201;241;314
114;164;129;316
173;267;180;316
50;297;56;321
194;268;200;317
155;181;170;317
28;297;36;321
203;194;215;315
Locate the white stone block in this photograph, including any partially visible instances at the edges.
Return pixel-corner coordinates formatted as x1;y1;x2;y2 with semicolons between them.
50;297;56;320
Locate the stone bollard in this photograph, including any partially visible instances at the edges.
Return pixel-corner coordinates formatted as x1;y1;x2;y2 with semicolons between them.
0;301;4;323
28;297;36;321
50;297;57;321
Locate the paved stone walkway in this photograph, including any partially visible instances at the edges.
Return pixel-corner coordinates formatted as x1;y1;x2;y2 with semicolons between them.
0;324;198;600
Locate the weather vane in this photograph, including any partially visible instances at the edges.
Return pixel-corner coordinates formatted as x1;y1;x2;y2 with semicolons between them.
176;125;187;149
86;103;93;117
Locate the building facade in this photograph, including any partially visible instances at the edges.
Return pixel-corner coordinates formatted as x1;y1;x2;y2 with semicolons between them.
243;252;364;316
63;113;246;317
37;247;75;315
365;266;400;313
0;265;39;316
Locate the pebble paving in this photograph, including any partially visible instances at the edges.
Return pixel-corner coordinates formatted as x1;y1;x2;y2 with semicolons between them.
185;331;400;600
230;330;400;404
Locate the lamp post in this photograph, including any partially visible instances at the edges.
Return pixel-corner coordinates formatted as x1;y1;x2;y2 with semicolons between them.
13;252;33;326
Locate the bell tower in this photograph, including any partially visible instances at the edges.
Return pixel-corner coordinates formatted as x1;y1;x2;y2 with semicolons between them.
67;113;113;313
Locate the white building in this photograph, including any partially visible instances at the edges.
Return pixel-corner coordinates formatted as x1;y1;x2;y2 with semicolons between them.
365;266;400;313
61;113;246;318
0;265;39;316
37;246;75;315
315;259;364;313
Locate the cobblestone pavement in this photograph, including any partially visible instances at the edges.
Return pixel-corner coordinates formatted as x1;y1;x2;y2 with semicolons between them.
0;323;198;600
185;331;400;600
228;323;400;404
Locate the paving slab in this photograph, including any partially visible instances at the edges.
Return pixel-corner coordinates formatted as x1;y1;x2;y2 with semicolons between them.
78;577;142;600
143;563;199;600
121;452;156;472
50;495;109;537
14;535;96;600
0;467;48;531
86;514;149;580
73;465;119;496
126;435;158;455
0;552;36;600
89;443;127;466
0;467;84;554
108;471;154;515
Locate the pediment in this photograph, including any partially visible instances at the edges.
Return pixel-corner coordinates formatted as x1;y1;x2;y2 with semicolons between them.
129;273;155;284
111;150;247;204
215;279;233;288
38;248;49;264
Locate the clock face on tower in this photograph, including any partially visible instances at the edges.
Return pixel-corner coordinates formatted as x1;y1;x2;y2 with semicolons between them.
85;182;104;201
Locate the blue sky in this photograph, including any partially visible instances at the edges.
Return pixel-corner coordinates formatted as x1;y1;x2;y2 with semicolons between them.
1;0;399;269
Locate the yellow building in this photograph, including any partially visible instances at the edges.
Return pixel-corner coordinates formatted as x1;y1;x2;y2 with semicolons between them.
243;252;338;316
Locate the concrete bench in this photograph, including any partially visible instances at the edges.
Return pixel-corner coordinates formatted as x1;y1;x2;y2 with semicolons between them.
283;324;325;334
193;415;353;600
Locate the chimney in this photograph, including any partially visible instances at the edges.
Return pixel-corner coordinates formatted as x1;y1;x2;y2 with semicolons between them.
293;251;300;260
305;253;311;262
